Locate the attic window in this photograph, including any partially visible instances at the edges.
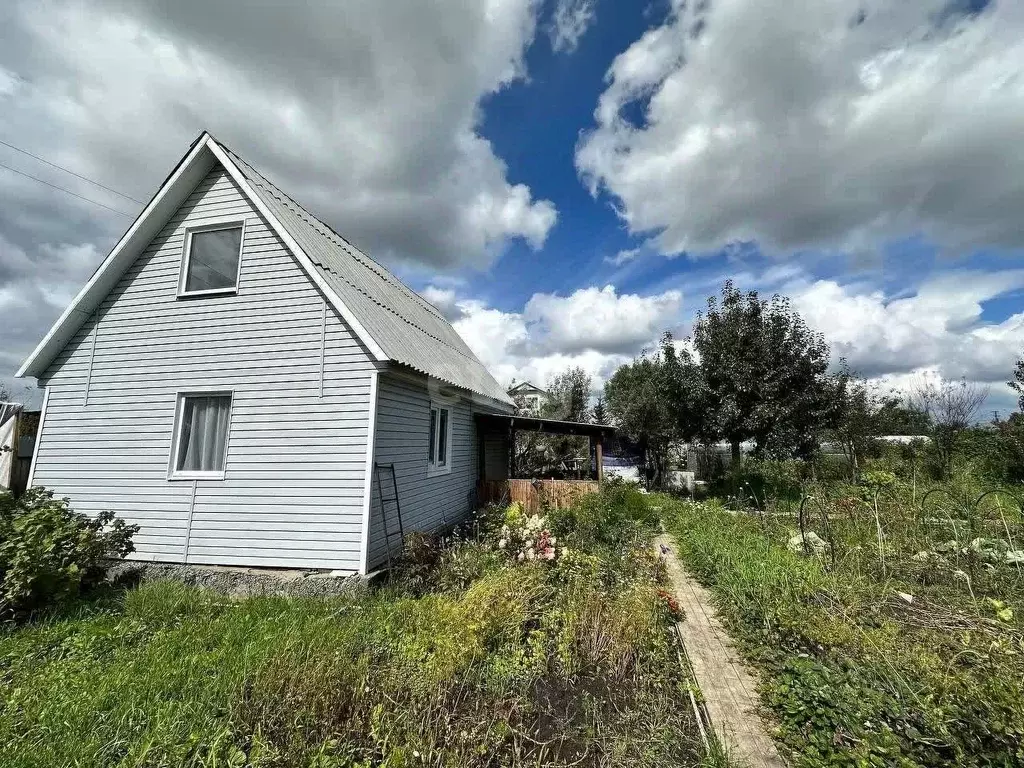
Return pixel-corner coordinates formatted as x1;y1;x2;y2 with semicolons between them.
179;223;244;296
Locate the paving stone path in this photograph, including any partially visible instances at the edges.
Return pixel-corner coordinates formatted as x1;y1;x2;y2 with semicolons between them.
655;534;788;768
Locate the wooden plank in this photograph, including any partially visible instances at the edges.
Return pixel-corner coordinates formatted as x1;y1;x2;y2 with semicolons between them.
477;479;599;515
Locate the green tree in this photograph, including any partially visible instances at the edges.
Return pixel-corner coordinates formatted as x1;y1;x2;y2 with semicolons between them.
691;281;839;464
910;376;989;479
829;370;931;475
1011;356;1024;412
591;396;608;425
514;368;593;478
660;332;706;442
544;367;591;422
604;350;674;487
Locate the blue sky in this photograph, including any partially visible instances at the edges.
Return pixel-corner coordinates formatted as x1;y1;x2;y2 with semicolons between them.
1;0;1022;414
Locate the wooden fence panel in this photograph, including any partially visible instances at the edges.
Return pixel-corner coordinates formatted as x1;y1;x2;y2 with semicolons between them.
477;479;599;515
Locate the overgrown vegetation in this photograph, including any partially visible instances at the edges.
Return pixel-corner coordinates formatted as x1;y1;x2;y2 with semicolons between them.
661;463;1024;767
0;488;137;620
0;486;713;768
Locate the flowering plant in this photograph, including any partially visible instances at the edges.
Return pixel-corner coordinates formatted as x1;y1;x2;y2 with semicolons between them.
496;507;561;563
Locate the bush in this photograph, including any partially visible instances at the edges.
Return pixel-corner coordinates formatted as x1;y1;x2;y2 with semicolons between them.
0;488;137;619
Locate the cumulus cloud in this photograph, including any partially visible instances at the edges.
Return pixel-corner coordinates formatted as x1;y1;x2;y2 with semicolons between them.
0;0;558;386
522;284;681;355
770;268;1024;416
577;0;1024;256
421;286;466;323
789;270;1024;384
452;284;682;392
548;0;598;53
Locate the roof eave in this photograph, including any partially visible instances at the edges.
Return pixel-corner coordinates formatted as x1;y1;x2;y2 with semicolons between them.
17;132;216;378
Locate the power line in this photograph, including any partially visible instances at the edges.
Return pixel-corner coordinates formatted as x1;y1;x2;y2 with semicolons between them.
0;139;144;204
0;161;135;217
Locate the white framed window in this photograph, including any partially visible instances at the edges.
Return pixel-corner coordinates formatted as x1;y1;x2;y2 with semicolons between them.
168;392;233;480
178;220;245;297
427;403;452;476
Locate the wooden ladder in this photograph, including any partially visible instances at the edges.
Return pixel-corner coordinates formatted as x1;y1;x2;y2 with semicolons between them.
373;462;405;572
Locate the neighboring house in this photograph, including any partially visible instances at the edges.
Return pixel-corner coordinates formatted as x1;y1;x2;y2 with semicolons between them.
16;132;514;574
508;381;547;414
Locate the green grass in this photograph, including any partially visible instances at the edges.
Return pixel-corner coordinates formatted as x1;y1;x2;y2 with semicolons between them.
0;489;711;768
660;491;1024;768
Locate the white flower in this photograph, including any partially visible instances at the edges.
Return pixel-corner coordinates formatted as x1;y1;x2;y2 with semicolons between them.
517;552;525;562
498;538;507;549
526;548;535;560
549;536;556;545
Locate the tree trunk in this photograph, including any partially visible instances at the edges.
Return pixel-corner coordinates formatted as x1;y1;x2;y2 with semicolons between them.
731;439;741;467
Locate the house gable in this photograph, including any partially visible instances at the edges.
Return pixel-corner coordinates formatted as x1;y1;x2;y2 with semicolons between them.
18;134;387;380
31;163;378;570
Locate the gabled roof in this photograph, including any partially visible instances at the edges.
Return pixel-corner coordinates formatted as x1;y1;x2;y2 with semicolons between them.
508;381;547;395
18;133;513;409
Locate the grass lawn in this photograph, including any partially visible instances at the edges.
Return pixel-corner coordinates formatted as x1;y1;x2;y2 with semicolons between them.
0;488;710;768
660;487;1024;768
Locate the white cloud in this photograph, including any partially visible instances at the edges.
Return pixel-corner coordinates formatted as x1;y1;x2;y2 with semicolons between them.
523;284;681;355
605;247;641;266
577;0;1024;256
786;270;1024;398
452;284;682;392
421;285;465;323
548;0;597;54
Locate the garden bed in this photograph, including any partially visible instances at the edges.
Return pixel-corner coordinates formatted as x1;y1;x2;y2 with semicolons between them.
660;482;1024;768
0;487;710;768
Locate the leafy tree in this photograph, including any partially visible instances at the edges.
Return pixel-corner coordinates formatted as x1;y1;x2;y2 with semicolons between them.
829;370;931;475
513;368;593;478
544;367;591;423
660;332;706;442
591;396;608;425
910;375;989;479
543;367;592;475
872;395;931;436
691;281;840;463
1011;356;1024;412
604;350;675;487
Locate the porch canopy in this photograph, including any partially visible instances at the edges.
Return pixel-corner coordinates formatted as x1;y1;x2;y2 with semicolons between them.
474;413;616;483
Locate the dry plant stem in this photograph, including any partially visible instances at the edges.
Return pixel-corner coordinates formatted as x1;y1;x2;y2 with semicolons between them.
872;490;886;578
994;495;1022;577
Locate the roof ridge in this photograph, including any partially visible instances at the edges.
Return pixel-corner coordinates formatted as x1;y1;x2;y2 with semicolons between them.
226;155;483;365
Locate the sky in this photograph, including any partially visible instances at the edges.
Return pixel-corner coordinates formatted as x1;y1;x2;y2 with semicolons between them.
1;0;1023;416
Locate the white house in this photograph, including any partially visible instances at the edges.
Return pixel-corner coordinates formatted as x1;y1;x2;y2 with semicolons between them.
16;132;516;574
508;381;547;414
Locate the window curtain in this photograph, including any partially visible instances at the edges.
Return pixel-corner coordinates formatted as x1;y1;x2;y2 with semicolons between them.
178;396;231;472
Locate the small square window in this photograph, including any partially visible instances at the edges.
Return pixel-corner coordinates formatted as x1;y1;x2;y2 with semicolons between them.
170;393;232;479
181;225;243;295
428;403;452;476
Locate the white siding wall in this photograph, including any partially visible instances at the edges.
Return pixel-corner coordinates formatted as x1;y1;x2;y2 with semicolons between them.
33;166;376;571
366;374;481;569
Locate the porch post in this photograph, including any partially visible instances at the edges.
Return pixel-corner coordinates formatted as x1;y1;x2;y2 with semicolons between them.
596;437;604;483
508;421;516;480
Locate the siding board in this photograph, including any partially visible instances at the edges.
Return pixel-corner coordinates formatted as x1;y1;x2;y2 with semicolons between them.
366;374;486;569
33;165;375;571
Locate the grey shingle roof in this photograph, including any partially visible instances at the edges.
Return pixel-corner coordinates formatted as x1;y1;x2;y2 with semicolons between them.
222;145;513;408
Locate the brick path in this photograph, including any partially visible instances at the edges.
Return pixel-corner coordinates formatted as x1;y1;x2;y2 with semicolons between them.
656;534;787;768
